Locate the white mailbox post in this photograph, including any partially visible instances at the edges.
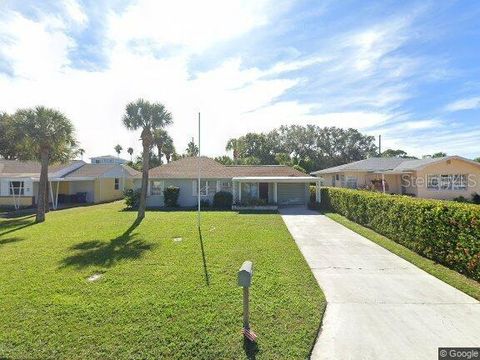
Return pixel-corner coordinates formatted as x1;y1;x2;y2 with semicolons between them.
238;261;256;341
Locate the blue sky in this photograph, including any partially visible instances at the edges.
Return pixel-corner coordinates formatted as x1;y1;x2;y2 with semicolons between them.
0;0;479;160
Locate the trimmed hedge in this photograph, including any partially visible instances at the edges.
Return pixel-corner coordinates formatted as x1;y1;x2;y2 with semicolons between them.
320;187;480;281
213;191;233;209
163;186;180;207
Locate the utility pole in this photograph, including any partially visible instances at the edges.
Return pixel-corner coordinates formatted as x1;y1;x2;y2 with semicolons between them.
378;135;382;156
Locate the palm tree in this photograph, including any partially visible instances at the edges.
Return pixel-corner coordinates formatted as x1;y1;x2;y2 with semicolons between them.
78;148;85;160
122;99;173;220
226;138;240;161
153;128;170;164
163;136;175;163
15;106;76;223
127;147;134;161
185;139;199;157
114;144;123;158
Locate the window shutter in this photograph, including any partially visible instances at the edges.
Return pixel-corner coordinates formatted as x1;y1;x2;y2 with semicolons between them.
192;180;196;196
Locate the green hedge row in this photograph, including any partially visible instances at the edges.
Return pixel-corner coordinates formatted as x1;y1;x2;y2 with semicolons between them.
319;187;480;281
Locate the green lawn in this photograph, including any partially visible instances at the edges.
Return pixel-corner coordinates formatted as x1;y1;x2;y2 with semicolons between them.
0;202;325;359
325;212;480;301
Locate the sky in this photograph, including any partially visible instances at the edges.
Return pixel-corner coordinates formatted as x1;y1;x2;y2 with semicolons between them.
0;0;479;161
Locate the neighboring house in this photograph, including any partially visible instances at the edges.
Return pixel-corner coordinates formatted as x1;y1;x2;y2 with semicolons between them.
312;155;480;200
135;157;320;208
0;160;139;209
90;155;127;165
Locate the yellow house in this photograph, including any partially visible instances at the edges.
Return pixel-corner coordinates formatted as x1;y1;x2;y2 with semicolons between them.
0;160;139;209
311;156;480;201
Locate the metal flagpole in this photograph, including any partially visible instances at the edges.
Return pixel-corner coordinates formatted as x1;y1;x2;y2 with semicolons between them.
197;112;201;228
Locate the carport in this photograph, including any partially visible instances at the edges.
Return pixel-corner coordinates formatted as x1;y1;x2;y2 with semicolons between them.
232;176;321;206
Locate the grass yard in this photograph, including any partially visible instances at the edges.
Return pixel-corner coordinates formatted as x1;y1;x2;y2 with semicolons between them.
0;202;325;359
325;212;480;301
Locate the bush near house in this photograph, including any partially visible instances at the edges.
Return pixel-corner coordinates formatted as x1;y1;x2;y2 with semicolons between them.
123;188;141;209
163;186;180;207
319;187;480;281
213;191;233;209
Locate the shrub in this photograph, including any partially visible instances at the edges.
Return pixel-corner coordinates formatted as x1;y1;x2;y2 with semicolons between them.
123;188;141;209
163;186;180;207
453;196;469;203
213;191;233;209
472;193;480;205
200;199;210;209
320;187;480;281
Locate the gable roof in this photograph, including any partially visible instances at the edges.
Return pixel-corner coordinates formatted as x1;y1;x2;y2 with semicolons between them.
148;156;308;179
311;155;480;175
0;159;140;179
0;160;84;177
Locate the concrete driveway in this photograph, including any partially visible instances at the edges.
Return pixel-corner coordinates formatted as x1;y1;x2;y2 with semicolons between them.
280;207;480;360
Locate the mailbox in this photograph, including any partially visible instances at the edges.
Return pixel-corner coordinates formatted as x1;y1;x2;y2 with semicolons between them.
238;261;253;287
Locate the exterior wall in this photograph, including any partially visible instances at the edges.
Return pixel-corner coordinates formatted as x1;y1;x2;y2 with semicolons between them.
69;180;95;202
94;178;123;203
414;159;480;200
0;196;33;207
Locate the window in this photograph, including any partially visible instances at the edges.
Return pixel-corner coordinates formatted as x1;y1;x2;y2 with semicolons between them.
427;175;439;189
346;176;358;189
242;183;258;199
9;181;24;195
193;180;208;196
427;174;468;191
453;174;467;190
114;178;120;190
150;180;164;195
335;174;340;181
219;181;231;191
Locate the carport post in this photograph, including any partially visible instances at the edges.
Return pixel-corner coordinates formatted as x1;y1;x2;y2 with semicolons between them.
273;182;278;203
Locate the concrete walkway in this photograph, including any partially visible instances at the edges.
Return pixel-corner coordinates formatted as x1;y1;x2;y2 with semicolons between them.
280;207;480;360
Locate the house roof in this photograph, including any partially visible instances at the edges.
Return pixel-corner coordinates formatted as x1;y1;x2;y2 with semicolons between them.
0;159;139;179
148;156;308;179
0;160;83;177
311;155;480;175
64;164;141;178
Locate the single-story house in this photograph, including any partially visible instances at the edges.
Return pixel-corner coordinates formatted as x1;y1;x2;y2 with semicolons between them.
311;155;480;200
0;159;139;209
135;157;320;208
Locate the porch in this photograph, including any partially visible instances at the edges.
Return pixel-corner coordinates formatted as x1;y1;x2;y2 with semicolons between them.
231;176;321;209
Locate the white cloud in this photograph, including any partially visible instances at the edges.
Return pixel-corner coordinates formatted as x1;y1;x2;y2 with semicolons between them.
445;97;480;111
107;0;284;53
62;0;88;26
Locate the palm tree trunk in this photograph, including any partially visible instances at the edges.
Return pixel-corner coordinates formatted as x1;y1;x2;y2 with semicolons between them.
138;142;150;220
44;178;50;213
36;149;49;223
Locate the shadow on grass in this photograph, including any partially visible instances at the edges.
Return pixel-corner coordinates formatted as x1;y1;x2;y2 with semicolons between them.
198;227;210;286
237;210;278;215
0;237;24;246
0;220;36;237
60;219;154;269
243;338;260;359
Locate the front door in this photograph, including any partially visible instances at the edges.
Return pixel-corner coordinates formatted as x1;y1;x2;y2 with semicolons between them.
259;183;268;201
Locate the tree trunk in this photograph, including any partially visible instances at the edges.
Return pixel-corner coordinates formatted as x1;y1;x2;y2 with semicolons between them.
138;141;150;220
36;149;49;223
157;146;163;165
44;178;50;213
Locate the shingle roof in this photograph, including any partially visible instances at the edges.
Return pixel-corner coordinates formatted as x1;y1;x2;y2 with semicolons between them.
148;156;308;179
0;160;82;176
311;156;477;174
0;160;139;179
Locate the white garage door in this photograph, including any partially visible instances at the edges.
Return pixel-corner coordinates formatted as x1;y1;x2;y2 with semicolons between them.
277;183;306;205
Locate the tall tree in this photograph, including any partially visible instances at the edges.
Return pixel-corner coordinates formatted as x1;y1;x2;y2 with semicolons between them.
185;140;199;157
431;152;447;158
381;149;410;158
78;148;85;160
122;99;173;220
0;112;21;160
127;147;134;161
114;144;123;158
153;128;171;164
15;106;76;223
163;136;175;163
